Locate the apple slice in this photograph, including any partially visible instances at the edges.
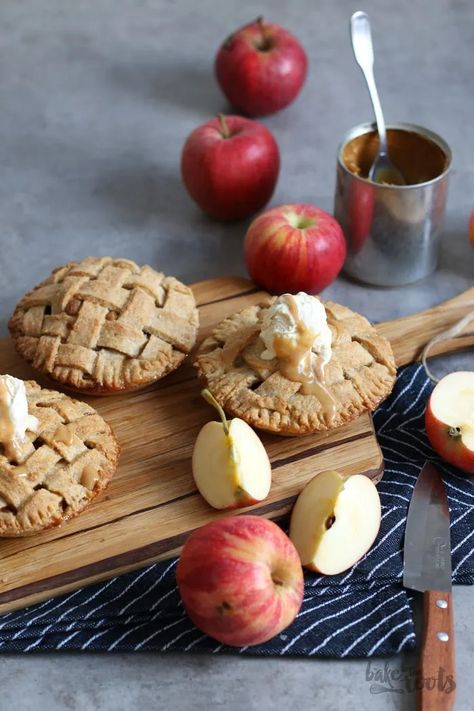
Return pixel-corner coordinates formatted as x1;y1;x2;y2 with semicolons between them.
289;470;381;575
192;390;272;509
425;371;474;473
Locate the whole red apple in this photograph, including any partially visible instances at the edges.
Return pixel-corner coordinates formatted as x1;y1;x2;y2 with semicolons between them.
244;203;346;294
425;371;474;473
181;114;279;221
215;17;307;117
176;515;304;647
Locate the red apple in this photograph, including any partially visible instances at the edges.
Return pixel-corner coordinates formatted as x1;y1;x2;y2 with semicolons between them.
181;114;279;221
176;515;304;647
348;179;375;253
425;371;474;473
215;17;307;117
244;203;346;294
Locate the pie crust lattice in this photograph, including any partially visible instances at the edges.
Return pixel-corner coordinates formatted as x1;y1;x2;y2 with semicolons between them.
195;297;397;435
9;257;199;393
0;381;120;537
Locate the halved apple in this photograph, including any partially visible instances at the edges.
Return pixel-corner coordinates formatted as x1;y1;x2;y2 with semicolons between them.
289;470;381;575
425;371;474;473
192;390;272;509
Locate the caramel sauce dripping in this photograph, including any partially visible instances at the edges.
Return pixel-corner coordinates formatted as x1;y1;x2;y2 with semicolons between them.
54;424;74;446
273;295;336;423
81;464;98;490
0;380;22;462
327;317;344;344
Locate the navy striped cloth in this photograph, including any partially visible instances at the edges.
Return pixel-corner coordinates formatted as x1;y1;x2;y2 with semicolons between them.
0;364;473;656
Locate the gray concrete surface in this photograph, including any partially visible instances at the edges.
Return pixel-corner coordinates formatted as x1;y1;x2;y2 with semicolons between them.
0;0;472;709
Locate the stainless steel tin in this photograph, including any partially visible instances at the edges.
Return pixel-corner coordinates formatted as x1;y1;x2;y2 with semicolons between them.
334;122;451;286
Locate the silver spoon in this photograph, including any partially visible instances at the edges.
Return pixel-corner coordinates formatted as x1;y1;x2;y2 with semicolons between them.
350;11;405;185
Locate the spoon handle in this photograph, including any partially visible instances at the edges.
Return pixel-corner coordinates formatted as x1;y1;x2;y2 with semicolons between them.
350;11;387;154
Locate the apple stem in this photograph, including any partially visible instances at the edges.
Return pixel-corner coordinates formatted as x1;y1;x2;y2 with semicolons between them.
255;16;271;51
271;574;284;587
201;389;230;435
217;114;230;139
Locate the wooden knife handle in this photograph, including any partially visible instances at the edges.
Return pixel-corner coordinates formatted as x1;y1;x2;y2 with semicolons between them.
377;286;474;367
418;591;456;710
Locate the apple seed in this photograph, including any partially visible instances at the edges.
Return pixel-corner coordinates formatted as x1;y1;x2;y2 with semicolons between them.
325;515;336;530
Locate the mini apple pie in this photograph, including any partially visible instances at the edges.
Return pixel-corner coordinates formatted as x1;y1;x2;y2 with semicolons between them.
9;257;199;394
0;375;120;537
195;293;397;435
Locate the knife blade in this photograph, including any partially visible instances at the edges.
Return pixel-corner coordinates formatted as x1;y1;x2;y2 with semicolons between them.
403;460;456;710
403;460;452;593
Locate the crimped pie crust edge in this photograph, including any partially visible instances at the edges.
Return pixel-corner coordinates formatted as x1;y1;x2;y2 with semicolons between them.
194;297;397;436
9;257;199;394
0;380;120;537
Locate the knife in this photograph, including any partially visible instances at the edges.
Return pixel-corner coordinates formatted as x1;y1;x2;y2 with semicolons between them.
403;460;456;710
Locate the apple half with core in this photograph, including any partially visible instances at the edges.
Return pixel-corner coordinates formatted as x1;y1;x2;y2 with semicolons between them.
289;470;381;575
177;515;304;646
181;114;279;221
425;371;474;473
215;17;308;117
192;390;272;509
244;203;346;294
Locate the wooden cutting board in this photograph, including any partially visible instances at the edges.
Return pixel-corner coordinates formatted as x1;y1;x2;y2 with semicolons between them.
0;276;473;614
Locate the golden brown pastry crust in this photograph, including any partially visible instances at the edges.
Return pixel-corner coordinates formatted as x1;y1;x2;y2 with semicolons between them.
194;297;397;435
0;380;120;537
9;257;199;394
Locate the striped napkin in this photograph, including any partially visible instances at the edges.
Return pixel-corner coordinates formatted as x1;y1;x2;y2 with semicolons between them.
0;364;473;656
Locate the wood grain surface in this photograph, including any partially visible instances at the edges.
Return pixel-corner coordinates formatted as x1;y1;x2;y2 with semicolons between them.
418;590;456;710
0;277;473;614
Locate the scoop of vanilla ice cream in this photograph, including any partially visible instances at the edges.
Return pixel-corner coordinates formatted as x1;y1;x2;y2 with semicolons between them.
0;374;39;450
260;293;332;364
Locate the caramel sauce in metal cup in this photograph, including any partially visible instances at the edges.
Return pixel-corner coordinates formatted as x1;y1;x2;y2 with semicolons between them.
334;122;451;286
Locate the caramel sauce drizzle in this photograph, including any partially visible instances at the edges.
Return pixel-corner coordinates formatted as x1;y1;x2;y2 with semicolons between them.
273;295;336;423
0;380;22;462
327;316;344;344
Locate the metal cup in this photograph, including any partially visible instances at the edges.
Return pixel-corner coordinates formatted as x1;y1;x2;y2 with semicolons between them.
334;122;452;286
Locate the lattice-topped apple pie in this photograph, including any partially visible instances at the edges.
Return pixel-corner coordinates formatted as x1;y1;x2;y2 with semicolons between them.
0;375;119;537
9;257;199;394
195;292;397;435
